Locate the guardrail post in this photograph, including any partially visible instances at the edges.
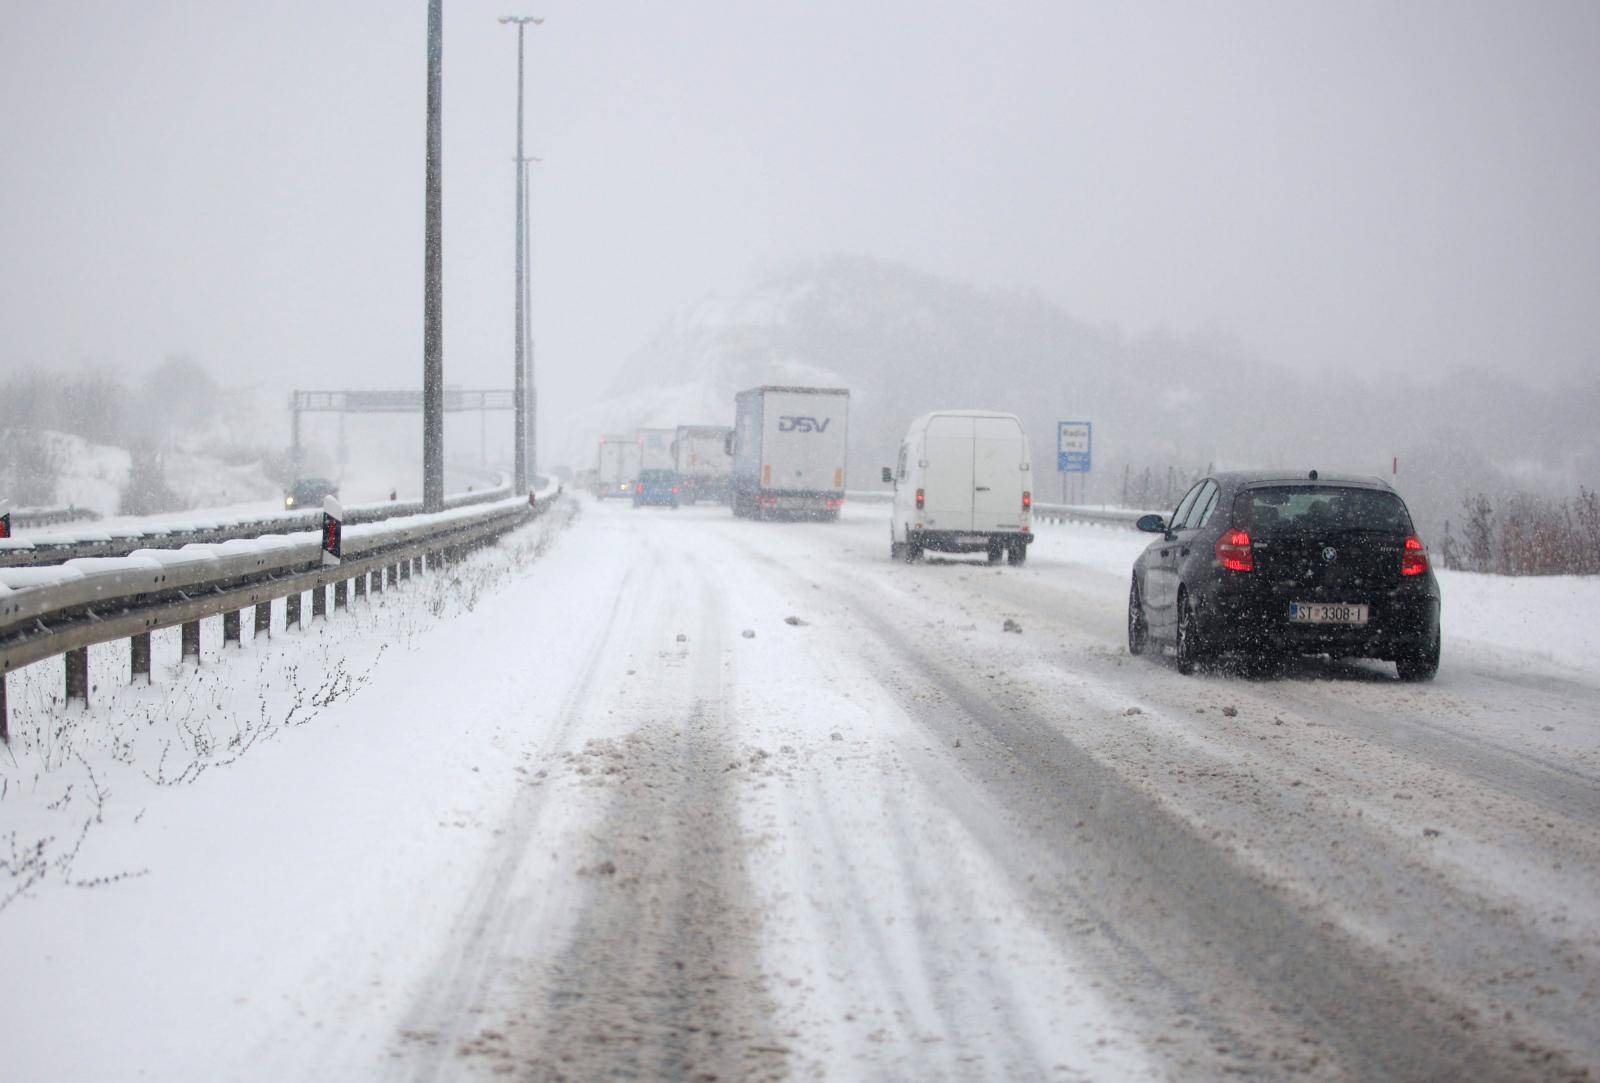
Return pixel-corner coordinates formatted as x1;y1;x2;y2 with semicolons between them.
66;647;89;704
334;580;348;609
400;558;411;581
2;674;9;745
131;632;151;683
255;602;271;639
372;567;385;595
354;572;367;600
312;585;327;620
223;609;241;645
181;620;201;664
286;591;302;629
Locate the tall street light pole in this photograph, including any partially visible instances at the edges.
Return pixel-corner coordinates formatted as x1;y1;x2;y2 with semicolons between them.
523;153;538;482
499;14;542;493
422;0;445;512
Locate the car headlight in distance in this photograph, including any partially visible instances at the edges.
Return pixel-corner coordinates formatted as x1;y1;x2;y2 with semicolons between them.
285;496;296;508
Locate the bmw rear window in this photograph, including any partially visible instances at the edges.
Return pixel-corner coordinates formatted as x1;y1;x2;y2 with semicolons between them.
1236;486;1412;536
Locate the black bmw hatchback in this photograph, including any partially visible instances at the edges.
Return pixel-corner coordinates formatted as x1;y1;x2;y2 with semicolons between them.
1128;472;1441;680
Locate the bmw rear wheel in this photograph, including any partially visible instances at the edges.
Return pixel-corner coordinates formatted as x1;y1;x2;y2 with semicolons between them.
1128;577;1148;656
1175;592;1205;675
1395;629;1440;681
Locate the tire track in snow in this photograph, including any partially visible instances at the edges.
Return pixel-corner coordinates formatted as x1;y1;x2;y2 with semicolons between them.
390;551;644;1082
493;548;788;1081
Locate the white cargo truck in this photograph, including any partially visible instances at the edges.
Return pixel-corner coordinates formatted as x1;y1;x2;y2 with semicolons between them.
637;428;676;473
596;434;641;499
674;424;734;504
883;410;1033;563
731;386;849;520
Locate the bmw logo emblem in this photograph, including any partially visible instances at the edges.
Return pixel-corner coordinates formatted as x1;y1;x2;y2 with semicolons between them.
1322;546;1338;562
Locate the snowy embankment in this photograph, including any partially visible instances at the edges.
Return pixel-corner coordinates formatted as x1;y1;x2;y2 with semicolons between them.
0;502;578;1080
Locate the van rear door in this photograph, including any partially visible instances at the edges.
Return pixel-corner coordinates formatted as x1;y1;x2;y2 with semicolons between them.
972;415;1026;531
922;415;976;530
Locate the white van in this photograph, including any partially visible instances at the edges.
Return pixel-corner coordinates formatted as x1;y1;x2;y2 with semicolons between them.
883;411;1033;563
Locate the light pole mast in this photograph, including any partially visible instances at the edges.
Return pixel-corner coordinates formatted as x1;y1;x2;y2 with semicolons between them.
499;14;542;493
422;0;445;512
523;153;537;482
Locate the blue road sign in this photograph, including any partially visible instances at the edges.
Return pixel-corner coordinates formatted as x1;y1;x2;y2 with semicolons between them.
1058;421;1092;473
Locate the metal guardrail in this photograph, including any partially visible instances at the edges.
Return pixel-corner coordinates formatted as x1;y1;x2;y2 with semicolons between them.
0;483;561;741
9;505;102;529
0;482;514;569
844;490;1150;529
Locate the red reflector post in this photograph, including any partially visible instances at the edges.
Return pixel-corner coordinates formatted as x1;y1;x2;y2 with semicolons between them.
1215;528;1253;572
1401;535;1430;576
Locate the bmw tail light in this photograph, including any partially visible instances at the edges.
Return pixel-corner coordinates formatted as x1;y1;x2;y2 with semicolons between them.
1215;528;1254;573
1401;535;1429;576
915;488;925;510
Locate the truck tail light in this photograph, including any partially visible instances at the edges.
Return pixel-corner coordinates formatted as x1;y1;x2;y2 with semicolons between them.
1022;491;1032;511
915;488;925;510
1401;535;1429;576
1215;529;1254;573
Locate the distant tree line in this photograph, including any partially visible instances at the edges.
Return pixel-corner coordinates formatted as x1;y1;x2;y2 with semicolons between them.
1439;489;1600;576
0;360;285;515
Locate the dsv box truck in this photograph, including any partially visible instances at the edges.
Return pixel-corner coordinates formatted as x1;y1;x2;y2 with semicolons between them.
731;386;849;520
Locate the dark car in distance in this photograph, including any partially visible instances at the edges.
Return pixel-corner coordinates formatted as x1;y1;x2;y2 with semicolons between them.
284;477;338;511
633;469;681;509
1128;471;1441;680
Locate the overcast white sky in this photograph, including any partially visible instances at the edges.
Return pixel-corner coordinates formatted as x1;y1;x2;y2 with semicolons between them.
3;1;1597;425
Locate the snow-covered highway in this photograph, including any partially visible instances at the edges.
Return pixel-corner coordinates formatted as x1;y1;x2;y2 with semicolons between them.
3;497;1597;1081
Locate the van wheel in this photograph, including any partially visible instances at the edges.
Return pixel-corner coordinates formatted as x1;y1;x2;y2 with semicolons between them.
1007;544;1027;565
905;540;923;563
986;543;1003;565
891;541;906;561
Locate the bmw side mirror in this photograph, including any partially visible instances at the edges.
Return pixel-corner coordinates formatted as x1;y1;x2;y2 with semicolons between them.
881;467;893;484
1136;514;1167;534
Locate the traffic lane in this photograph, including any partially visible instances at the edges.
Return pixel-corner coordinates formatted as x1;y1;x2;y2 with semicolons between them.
700;508;1599;1077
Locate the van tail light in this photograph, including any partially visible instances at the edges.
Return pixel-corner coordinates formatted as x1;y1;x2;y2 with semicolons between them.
1401;535;1429;576
1022;491;1032;512
915;488;925;510
1215;528;1254;573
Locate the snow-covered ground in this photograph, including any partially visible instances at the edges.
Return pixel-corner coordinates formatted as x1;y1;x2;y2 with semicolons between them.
1;500;1595;1081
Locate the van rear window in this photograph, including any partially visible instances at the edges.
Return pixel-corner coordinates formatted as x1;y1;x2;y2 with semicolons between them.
1237;486;1412;536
